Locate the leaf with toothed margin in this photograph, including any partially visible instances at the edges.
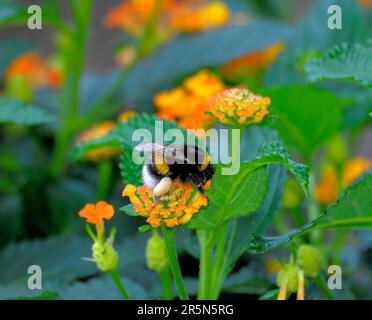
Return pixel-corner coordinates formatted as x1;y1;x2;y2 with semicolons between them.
0;97;56;125
248;173;372;254
71;112;183;161
305;42;372;88
188;142;309;229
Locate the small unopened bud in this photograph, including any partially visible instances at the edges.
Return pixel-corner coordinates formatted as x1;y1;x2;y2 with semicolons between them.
146;232;168;273
297;244;321;278
277;262;299;293
327;135;348;164
282;177;303;209
92;241;118;272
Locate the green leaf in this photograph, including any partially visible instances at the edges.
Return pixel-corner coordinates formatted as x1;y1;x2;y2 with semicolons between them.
72;112;182;161
0;1;27;26
189;142;309;229
0;276;148;300
259;85;347;159
120;204;139;217
121;21;290;108
265;0;369;86
248;173;372;254
0;0;61;28
0;97;56;125
246;142;309;196
119;147;143;185
52;274;149;300
0;233;148;285
225;164;288;275
138;225;151;233
305;42;372;87
259;289;280;300
7;290;61;300
341;87;372;129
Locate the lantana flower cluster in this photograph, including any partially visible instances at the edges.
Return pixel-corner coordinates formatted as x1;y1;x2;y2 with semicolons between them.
208;88;271;127
79;201;118;272
154;70;227;129
316;156;371;204
122;180;208;228
220;42;285;80
76;111;136;161
104;0;230;37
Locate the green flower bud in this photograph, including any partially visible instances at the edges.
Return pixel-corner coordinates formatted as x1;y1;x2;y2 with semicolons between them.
297;244;321;278
5;75;33;102
146;232;168;273
277;262;299;293
327;135;348;164
92;241;118;272
282;177;303;209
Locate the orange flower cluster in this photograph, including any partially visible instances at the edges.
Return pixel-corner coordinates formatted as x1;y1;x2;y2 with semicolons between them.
221;42;285;80
359;0;372;8
104;0;229;36
5;52;62;88
77;111;135;161
77;121;120;161
79;201;115;224
154;70;227;129
122;180;208;228
169;1;229;33
208;88;270;126
118;110;137;122
316;157;372;205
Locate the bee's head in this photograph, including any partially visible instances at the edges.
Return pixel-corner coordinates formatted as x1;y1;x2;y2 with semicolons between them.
191;154;215;194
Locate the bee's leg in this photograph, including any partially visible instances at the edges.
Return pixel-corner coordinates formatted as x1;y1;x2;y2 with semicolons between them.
153;177;172;197
197;186;205;194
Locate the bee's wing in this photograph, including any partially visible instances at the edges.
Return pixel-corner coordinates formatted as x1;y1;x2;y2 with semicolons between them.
134;142;166;155
134;142;188;164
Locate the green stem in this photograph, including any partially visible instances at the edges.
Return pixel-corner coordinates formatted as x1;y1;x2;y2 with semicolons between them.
51;0;92;177
330;230;348;266
159;267;173;300
197;229;214;300
308;172;322;245
161;226;189;300
136;0;163;57
315;274;336;300
83;0;163;125
109;269;131;300
97;160;113;200
210;223;228;298
211;220;237;299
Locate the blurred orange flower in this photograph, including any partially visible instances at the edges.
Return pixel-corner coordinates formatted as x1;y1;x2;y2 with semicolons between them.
315;165;339;205
169;1;229;33
342;157;371;186
221;42;285;79
104;0;173;36
104;0;230;37
122;180;208;228
316;157;372;205
77;121;120;161
359;0;372;8
5;52;62;88
118;110;136;122
79;201;115;224
208;88;270;126
154;69;227;129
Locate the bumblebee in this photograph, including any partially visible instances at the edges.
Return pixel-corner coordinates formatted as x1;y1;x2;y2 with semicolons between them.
135;143;215;197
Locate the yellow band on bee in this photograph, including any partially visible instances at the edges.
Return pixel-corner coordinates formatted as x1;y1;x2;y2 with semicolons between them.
199;153;210;171
154;154;169;174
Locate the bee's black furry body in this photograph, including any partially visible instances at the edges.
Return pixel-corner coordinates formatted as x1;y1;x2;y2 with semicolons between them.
141;144;215;193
